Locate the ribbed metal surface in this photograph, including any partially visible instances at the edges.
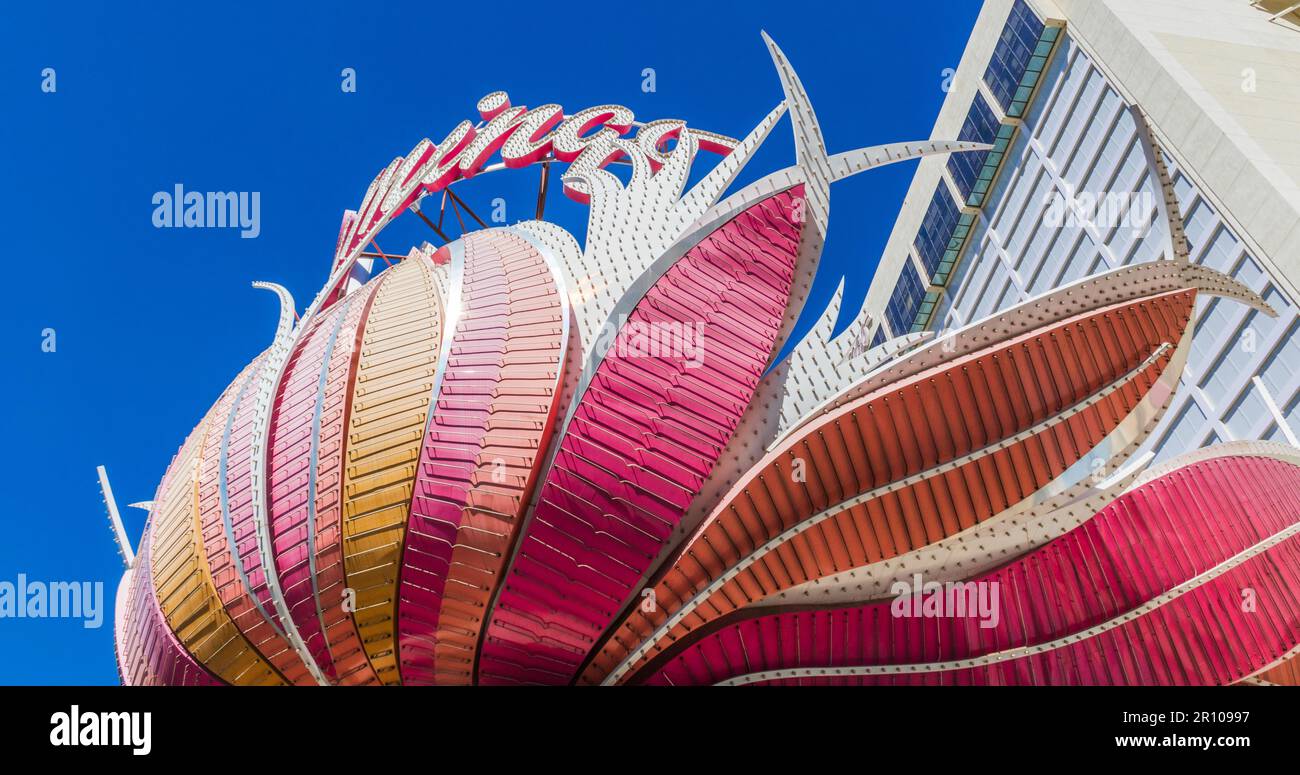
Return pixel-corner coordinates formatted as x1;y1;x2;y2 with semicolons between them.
638;453;1300;685
115;515;221;685
339;253;444;683
479;189;803;685
397;230;568;684
266;303;348;681
587;289;1197;684
1254;652;1300;685
312;283;386;684
200;354;313;684
150;369;286;686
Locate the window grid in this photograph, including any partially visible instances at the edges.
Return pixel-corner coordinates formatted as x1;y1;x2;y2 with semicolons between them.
913;5;1065;330
885;259;925;338
914;186;961;278
948;94;999;201
983;0;1047;115
1008;26;1062;119
915;33;1300;465
966;123;1019;208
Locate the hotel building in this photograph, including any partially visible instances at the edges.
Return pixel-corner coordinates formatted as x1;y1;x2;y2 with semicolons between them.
863;0;1300;463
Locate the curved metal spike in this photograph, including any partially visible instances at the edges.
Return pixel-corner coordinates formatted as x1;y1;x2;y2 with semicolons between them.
1181;262;1276;317
760;32;826;170
761;30;831;236
829;140;993;181
246;281;330;686
250;281;297;337
97;465;135;570
1130;105;1190;265
758;33;990;371
797;260;1274;431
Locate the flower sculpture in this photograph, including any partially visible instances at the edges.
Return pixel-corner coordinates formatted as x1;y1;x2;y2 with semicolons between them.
114;34;1300;686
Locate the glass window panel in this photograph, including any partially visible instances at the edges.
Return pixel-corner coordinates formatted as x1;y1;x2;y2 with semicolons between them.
1190;298;1234;377
1062;89;1121;186
914;187;961;277
886;260;926;336
1156;400;1208;462
1049;70;1103;167
1081;122;1134;196
1199;311;1266;403
1230;252;1262;287
1173;172;1195;211
1197;226;1241;272
982;0;1046;114
948;94;1000;201
1183;199;1217;254
1034;49;1089;148
996;276;1022;312
1005;172;1055;260
1225;387;1269;440
973;262;1012;321
1260;320;1300;398
990;152;1041;235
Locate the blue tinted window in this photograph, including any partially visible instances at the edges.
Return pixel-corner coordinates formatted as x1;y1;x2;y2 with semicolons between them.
886;260;925;335
983;0;1045;114
947;94;998;200
913;187;960;277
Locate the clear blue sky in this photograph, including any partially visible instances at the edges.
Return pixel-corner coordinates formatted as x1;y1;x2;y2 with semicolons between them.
0;0;980;684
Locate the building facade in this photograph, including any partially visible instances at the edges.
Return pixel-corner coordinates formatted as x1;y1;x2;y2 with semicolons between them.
864;0;1300;464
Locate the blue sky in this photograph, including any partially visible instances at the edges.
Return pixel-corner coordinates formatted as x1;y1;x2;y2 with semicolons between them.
0;0;980;684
